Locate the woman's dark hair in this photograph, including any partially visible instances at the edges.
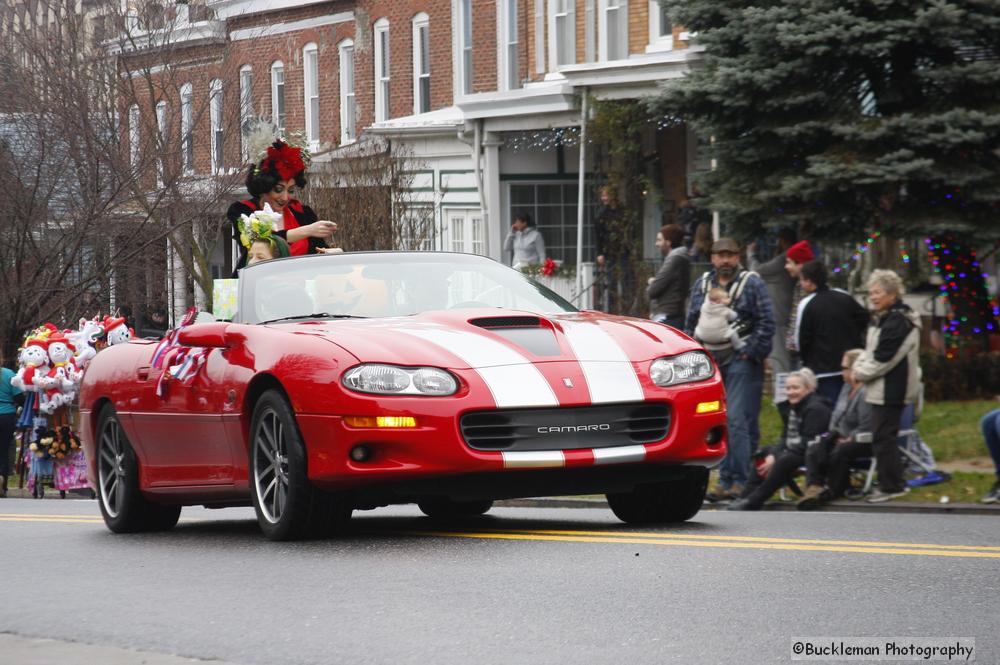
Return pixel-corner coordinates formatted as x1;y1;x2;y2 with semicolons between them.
659;223;684;248
514;212;535;227
245;165;308;198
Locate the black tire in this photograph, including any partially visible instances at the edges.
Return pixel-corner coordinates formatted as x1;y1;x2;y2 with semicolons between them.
95;405;181;533
417;498;494;519
606;467;709;524
249;390;351;541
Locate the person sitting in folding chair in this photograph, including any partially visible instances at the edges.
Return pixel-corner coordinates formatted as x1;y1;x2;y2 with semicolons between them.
728;368;831;511
796;348;872;510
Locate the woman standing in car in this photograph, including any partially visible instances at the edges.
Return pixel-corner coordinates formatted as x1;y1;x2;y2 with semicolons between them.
229;127;337;275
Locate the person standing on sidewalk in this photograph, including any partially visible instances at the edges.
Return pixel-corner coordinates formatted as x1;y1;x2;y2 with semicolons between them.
747;228;797;377
647;223;690;328
796;260;869;404
784;240;815;368
979;408;1000;504
685;238;775;502
0;359;24;497
852;269;921;503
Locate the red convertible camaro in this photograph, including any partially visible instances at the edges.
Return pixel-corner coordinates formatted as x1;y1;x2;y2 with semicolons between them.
80;252;727;540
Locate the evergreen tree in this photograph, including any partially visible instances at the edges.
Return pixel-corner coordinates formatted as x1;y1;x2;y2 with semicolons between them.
653;0;1000;240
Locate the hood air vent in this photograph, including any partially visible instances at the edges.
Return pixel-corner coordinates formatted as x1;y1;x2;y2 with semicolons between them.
470;316;542;329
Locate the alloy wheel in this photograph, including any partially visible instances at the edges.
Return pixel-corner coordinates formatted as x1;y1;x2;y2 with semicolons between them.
253;408;290;524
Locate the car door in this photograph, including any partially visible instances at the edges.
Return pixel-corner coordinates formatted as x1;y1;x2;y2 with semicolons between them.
129;345;234;487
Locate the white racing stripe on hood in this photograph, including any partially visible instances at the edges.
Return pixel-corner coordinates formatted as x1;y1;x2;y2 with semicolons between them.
559;320;643;404
400;328;558;408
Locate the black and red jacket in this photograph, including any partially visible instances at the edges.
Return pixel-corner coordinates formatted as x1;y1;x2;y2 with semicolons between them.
227;198;323;275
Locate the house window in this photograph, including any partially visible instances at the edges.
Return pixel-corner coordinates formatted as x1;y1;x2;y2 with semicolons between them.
155;100;167;184
508;182;598;263
128;104;140;169
647;0;672;51
239;65;253;161
374;19;390;122
339;39;356;144
458;0;473;94
412;13;430;114
550;0;576;69
271;61;285;133
600;0;628;61
501;0;520;89
209;78;223;174
303;43;320;149
179;83;193;173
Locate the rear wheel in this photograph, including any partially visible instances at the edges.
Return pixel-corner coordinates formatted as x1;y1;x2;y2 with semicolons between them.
417;498;494;519
96;405;181;533
606;467;709;524
249;390;351;541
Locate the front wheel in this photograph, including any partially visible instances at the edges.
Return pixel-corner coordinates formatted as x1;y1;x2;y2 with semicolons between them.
249;390;351;541
417;498;494;519
96;405;181;533
606;467;709;524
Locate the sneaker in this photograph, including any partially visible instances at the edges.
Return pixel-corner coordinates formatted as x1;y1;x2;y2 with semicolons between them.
796;484;827;511
726;498;758;511
981;482;1000;505
865;487;910;503
706;482;739;503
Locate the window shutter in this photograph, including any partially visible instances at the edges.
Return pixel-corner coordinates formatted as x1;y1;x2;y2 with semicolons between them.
534;0;545;73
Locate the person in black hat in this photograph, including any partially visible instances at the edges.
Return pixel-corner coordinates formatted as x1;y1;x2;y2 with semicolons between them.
685;237;775;502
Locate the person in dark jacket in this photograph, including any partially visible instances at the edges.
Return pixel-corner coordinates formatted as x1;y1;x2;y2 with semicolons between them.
647;223;690;328
728;368;832;510
796;260;869;404
852;269;922;503
228;133;337;275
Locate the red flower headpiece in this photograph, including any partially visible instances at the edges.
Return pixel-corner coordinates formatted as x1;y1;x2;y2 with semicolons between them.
262;140;305;181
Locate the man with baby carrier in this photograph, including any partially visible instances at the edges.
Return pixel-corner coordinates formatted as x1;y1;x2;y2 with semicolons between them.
685;237;775;502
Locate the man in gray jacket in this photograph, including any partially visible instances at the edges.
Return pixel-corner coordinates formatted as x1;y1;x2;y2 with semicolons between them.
647;224;690;328
747;228;797;376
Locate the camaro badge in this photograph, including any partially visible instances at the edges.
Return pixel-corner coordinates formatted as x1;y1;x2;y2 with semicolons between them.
563;378;573;388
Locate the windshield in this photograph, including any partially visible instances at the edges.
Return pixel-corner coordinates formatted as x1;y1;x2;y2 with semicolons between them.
237;252;577;324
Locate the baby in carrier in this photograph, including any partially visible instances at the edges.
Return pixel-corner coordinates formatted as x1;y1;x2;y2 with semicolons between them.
694;287;746;352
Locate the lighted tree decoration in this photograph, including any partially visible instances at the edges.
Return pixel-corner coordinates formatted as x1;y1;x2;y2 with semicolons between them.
925;235;1000;356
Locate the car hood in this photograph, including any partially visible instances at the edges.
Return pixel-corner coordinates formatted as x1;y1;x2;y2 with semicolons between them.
281;309;700;369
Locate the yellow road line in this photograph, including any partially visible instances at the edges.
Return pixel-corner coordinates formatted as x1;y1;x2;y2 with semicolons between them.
395;530;1000;559
478;527;1000;552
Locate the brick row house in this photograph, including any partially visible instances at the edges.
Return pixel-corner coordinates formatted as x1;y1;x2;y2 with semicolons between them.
114;0;706;313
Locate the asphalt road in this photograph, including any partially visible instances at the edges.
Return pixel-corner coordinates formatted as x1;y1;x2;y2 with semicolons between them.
1;499;997;665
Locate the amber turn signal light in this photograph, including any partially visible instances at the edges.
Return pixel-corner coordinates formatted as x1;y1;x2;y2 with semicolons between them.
695;401;721;414
344;416;417;428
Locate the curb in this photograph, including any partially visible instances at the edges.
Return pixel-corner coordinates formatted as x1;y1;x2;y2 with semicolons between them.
496;497;1000;516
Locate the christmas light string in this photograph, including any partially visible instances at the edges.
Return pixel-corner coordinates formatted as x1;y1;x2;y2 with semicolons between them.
924;235;999;357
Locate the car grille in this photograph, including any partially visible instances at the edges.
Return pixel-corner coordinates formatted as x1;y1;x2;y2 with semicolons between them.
461;402;671;452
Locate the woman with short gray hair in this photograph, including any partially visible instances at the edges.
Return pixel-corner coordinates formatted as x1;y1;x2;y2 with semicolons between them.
852;269;921;503
728;367;832;511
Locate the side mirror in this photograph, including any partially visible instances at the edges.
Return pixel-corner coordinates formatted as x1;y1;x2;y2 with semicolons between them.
177;322;230;348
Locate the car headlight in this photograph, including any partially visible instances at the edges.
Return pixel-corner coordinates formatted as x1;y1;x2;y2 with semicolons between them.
650;351;714;387
342;364;458;396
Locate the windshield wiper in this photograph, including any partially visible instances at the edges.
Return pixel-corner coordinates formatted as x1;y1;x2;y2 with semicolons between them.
260;313;368;324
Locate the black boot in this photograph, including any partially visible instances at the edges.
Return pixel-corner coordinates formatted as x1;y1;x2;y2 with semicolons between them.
0;475;7;498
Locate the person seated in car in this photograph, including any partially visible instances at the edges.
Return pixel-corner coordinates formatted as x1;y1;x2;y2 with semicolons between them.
796;348;872;510
728;368;832;511
237;207;291;268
